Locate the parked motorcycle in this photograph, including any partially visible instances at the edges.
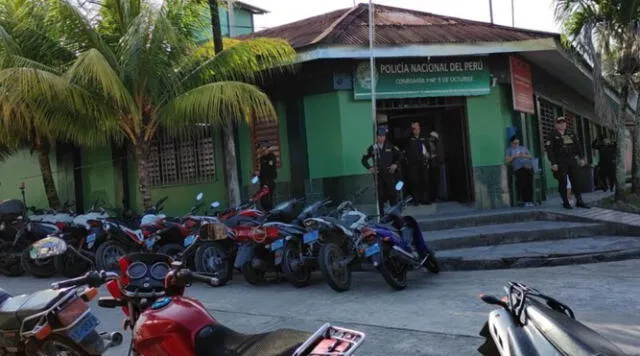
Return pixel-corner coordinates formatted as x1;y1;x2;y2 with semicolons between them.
357;181;439;290
302;187;371;292
32;236;367;356
478;282;626;356
1;237;123;355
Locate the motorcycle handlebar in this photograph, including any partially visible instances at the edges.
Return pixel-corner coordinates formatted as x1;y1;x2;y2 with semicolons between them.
190;271;220;287
52;270;118;289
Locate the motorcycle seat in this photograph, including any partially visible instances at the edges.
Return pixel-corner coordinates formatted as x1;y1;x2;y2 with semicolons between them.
526;298;625;356
196;323;310;356
0;289;67;331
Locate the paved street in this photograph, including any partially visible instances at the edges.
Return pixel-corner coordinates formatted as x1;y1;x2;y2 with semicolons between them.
1;260;639;355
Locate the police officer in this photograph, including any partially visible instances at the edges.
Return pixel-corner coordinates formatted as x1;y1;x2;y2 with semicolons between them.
426;131;443;203
592;137;616;192
545;117;590;209
254;142;277;210
362;127;401;215
404;122;428;205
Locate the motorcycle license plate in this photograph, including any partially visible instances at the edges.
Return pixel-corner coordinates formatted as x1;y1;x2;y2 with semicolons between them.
270;238;284;251
303;230;319;244
365;243;380;257
86;233;97;249
67;312;100;342
184;235;197;247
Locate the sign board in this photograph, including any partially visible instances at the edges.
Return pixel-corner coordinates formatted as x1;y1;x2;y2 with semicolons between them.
509;56;535;114
353;57;491;100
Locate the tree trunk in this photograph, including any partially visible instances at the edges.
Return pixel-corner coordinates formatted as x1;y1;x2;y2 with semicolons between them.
633;95;640;194
209;0;241;206
614;81;630;202
35;144;61;210
134;143;153;209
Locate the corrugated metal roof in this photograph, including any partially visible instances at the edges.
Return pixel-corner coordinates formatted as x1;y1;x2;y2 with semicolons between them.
243;4;559;49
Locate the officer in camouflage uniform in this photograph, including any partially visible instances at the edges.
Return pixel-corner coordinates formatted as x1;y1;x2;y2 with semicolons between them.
545;117;590;209
362;127;402;214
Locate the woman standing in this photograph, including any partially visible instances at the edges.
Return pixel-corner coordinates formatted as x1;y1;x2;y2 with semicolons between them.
505;136;535;207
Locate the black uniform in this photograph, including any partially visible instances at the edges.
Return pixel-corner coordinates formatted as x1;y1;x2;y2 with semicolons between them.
592;139;616;191
426;136;442;202
258;152;277;210
545;130;586;206
404;135;428;204
361;142;402;214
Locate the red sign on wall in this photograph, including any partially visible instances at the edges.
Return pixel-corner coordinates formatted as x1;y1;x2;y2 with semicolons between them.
509;56;535;114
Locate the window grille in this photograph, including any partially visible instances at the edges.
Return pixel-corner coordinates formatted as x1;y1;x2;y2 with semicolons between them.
251;118;281;171
147;127;216;187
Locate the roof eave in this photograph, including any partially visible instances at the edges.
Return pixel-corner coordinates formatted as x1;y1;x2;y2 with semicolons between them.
293;38;559;63
234;1;269;14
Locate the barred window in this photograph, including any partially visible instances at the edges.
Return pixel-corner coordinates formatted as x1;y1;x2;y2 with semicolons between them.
539;97;564;143
147;127;216;187
251;118;281;171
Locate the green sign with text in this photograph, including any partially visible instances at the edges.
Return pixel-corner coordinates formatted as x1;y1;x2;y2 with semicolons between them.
353;57;491;100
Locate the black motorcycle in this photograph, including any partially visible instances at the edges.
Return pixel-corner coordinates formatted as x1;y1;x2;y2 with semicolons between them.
478;282;626;356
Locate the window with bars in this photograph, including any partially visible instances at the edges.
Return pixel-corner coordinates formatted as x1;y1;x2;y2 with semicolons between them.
538;97;561;144
147;127;216;187
251;118;281;171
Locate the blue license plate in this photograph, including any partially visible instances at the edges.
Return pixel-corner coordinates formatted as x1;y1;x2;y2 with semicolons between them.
270;238;284;251
68;313;100;342
303;230;319;244
365;243;380;257
86;233;97;249
184;235;197;247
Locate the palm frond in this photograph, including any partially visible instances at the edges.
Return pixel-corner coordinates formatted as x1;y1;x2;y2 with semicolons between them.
158;81;277;139
180;37;296;90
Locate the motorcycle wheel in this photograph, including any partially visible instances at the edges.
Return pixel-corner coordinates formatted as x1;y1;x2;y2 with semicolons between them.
0;242;24;276
318;243;352;292
242;261;265;285
157;243;184;260
21;247;56;278
425;254;440;274
54;250;92;278
25;331;101;356
194;242;232;285
281;242;311;287
95;240;128;271
376;244;408;290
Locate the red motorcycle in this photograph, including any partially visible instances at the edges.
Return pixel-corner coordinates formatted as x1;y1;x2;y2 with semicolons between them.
42;237;366;355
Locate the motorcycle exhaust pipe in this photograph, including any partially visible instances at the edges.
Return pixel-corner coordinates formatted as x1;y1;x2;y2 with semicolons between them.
390;245;420;267
101;331;123;349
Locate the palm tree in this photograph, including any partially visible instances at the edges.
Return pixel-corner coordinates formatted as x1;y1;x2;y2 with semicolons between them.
554;0;640;201
0;0;295;209
0;0;105;209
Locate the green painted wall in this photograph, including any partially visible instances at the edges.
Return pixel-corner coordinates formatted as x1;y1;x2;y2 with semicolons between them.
195;7;254;43
81;147;118;210
466;85;514;167
237;101;291;185
338;92;373;176
304;92;344;178
0;149;74;208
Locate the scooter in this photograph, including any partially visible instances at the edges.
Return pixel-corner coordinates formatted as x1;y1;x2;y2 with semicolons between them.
31;236;367;356
478;281;626;356
357;181;440;290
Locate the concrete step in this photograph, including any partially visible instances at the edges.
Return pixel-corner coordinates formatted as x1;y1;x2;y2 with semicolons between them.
426;220;610;251
436;236;640;271
416;209;544;231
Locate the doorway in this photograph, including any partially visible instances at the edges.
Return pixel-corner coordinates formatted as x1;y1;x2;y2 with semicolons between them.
378;98;474;203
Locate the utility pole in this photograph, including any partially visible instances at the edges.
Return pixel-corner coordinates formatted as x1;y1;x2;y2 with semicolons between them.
489;0;494;24
511;0;515;27
368;0;380;217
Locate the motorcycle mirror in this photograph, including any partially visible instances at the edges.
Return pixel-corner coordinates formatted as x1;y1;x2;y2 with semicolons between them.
196;192;204;201
479;294;508;309
251;176;259;184
211;201;221;208
30;236;68;260
395;180;404;191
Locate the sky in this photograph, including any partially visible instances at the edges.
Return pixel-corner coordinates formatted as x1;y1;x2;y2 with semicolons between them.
240;0;561;34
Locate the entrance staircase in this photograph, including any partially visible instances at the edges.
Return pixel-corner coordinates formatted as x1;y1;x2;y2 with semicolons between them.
415;209;640;271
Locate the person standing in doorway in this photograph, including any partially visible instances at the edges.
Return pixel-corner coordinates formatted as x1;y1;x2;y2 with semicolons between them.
426;131;443;203
545;117;590;209
254;142;277;210
361;127;401;215
404;122;429;205
592;137;616;192
505;136;535;207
